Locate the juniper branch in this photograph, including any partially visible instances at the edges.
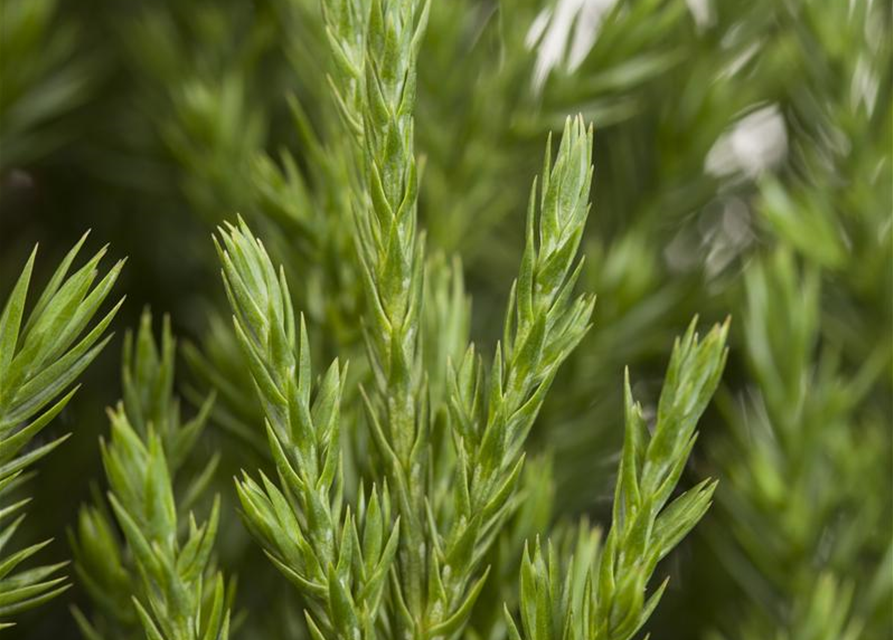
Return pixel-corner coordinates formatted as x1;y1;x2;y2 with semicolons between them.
430;116;595;635
327;4;597;630
709;248;890;638
219;220;398;639
325;0;433;626
505;318;729;640
0;234;123;628
69;310;225;640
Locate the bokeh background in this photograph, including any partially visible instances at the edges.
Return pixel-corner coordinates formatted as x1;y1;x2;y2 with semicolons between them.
2;0;891;638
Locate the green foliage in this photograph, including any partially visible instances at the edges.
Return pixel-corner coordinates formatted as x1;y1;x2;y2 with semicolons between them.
322;4;599;635
505;320;728;640
69;311;228;640
1;0;890;638
433;116;595;633
695;3;892;637
0;0;95;170
0;235;122;628
214;27;716;635
706;249;891;639
220;221;398;639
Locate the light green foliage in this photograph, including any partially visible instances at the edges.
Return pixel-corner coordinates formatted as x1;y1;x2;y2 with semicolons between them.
220;222;398;639
433;116;595;633
214;116;600;638
4;0;890;638
708;250;891;639
219;0;722;635
0;235;122;628
69;311;227;640
325;1;599;634
327;0;435;631
505;320;728;640
344;0;429;483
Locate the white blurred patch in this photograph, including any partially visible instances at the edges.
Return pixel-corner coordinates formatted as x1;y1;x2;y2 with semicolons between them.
664;197;756;278
705;105;788;179
702;197;754;278
526;9;552;48
527;0;618;91
851;54;880;114
567;0;611;68
685;0;714;29
719;41;761;80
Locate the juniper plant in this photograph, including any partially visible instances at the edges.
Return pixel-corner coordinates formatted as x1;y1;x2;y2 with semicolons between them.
429;116;595;635
221;2;724;633
6;1;889;639
0;235;122;628
69;311;228;640
342;0;433;628
322;1;596;634
505;318;728;640
707;250;891;639
215;111;602;639
220;221;399;639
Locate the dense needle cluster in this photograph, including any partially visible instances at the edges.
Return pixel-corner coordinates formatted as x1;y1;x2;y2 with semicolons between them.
0;237;122;627
69;311;227;640
1;0;889;638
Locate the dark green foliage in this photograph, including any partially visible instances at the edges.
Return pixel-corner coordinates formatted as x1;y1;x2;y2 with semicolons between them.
69;311;229;640
0;237;122;628
0;0;889;638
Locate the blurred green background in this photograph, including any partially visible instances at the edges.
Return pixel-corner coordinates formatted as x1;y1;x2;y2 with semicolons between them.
1;0;891;638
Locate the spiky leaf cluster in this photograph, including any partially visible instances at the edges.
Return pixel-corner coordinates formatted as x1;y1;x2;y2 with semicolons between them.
323;1;599;634
349;0;430;477
69;311;226;640
420;115;595;635
0;236;122;628
219;221;399;639
708;249;891;639
324;1;439;633
506;319;729;640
